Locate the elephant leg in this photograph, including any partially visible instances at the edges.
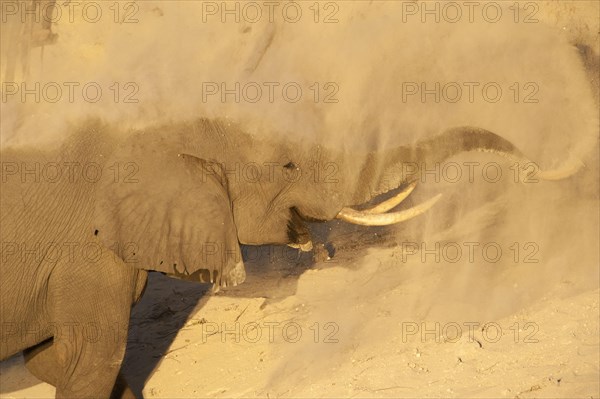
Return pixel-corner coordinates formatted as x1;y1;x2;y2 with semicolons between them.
43;253;143;398
111;372;138;399
23;339;59;385
24;340;137;399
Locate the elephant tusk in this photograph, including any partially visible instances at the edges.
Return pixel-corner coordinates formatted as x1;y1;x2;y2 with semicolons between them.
336;194;442;226
361;181;417;214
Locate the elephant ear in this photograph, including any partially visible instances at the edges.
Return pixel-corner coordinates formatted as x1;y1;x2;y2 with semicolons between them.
94;147;245;289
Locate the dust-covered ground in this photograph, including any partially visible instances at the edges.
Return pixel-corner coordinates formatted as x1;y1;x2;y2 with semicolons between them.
1;1;599;398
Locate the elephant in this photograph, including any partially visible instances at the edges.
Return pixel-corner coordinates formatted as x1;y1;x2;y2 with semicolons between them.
0;118;576;398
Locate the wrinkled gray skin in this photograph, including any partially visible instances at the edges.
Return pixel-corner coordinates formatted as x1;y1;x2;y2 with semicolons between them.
0;118;525;397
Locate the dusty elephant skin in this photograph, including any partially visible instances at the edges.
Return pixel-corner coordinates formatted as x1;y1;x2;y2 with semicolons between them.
0;118;572;398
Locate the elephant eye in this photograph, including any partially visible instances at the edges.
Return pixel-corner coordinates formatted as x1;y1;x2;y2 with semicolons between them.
283;161;298;170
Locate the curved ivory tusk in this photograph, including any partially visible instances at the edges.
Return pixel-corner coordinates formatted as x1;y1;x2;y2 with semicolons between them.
362;181;418;214
336;194;442;226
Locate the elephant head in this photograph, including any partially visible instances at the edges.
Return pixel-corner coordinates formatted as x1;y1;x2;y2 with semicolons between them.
93;118;577;289
182;120;576;247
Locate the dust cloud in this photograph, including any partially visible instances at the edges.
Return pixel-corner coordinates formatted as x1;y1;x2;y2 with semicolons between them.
2;2;597;158
1;1;598;396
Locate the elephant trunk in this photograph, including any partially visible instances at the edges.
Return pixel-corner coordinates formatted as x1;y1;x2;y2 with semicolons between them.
350;126;526;205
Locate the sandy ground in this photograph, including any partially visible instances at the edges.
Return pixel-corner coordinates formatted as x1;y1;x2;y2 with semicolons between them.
1;1;599;398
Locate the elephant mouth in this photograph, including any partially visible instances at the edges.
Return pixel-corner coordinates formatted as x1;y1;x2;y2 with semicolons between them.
285;181;441;252
286;207;313;252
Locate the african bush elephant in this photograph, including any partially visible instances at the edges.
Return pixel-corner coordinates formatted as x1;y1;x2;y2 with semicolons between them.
0;118;575;397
